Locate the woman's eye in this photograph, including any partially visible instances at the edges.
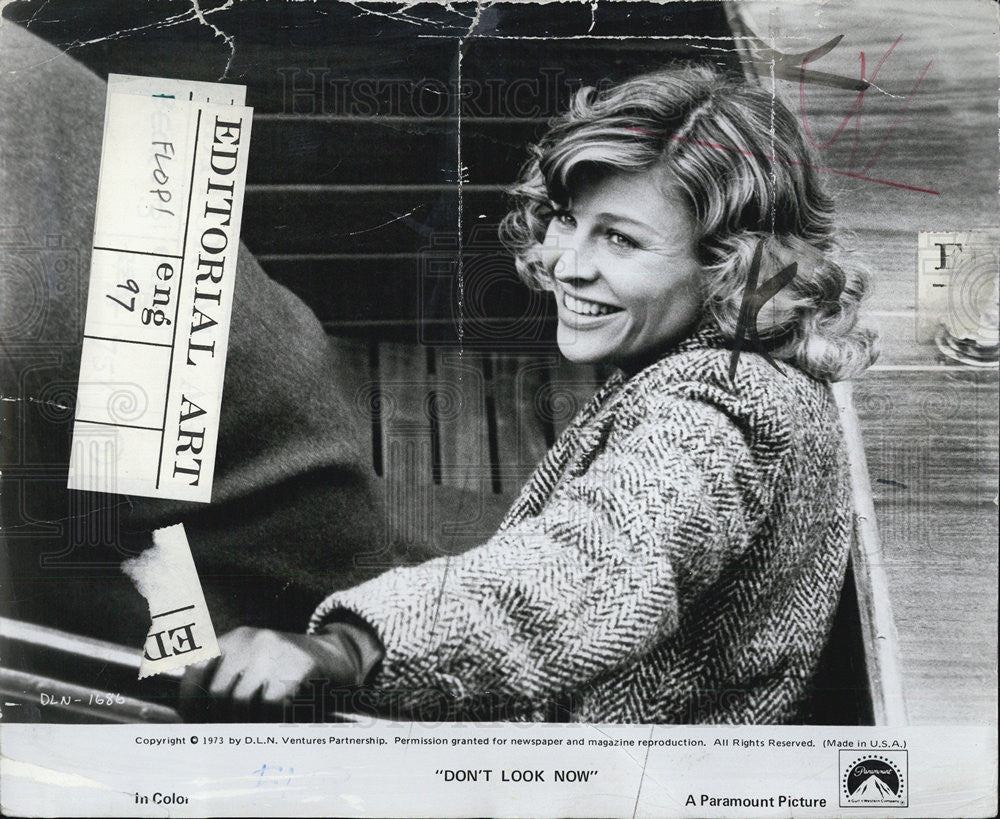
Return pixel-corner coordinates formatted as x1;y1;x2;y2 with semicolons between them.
552;211;576;228
607;230;638;249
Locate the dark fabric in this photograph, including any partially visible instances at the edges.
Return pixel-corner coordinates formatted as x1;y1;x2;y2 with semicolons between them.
0;23;491;646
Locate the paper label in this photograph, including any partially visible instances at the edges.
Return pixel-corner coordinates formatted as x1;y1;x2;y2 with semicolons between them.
67;76;252;502
916;230;999;344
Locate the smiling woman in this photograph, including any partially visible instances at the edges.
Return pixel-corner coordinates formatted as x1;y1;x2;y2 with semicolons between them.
501;63;877;382
182;65;879;725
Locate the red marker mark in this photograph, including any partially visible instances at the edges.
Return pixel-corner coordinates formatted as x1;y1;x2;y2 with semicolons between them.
798;34;934;177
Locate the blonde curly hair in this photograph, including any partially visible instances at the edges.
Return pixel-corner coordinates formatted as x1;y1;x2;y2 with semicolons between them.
499;64;878;381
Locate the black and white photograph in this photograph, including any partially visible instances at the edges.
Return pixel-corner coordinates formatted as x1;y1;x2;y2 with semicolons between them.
0;1;996;815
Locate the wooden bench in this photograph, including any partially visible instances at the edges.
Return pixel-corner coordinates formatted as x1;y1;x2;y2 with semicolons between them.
822;382;907;726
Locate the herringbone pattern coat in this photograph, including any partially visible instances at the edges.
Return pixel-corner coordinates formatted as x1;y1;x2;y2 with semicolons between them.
310;324;854;723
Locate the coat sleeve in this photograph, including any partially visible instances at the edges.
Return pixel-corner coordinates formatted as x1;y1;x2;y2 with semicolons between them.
308;390;789;715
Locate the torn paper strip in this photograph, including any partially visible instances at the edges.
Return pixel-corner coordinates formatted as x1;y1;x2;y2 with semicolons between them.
121;523;220;679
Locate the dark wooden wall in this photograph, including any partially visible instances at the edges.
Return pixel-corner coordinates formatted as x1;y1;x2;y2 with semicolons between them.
5;0;739;345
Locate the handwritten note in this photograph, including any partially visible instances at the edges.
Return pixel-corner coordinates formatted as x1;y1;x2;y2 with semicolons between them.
68;75;252;502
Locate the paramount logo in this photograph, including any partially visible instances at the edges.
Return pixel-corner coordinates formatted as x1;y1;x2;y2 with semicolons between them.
839;751;908;808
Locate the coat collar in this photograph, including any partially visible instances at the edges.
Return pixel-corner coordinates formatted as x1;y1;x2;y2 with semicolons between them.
598;322;732;405
498;323;732;528
556;323;734;446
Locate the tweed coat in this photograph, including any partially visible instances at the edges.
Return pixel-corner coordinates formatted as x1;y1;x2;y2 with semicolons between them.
309;323;854;723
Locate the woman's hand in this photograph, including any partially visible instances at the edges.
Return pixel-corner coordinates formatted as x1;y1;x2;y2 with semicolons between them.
179;623;383;722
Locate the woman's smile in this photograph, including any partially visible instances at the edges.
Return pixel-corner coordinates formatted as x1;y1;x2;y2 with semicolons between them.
560;290;624;318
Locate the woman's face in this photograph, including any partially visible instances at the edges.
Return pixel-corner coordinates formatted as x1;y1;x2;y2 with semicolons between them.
543;169;704;374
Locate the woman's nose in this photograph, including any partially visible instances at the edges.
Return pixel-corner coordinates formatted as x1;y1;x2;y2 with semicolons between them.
551;243;598;284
